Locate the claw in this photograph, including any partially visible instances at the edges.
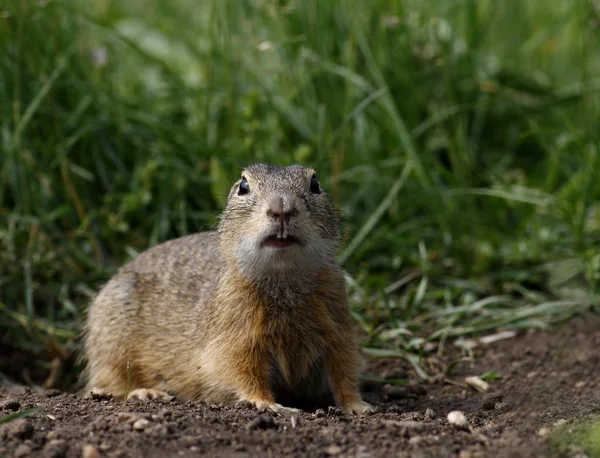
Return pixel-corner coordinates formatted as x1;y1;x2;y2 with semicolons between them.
343;400;375;415
127;388;170;400
266;403;301;414
239;398;301;414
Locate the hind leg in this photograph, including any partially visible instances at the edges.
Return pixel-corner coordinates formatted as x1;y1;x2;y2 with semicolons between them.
82;274;140;398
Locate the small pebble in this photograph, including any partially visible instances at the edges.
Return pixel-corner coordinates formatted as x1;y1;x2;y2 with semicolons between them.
82;444;100;458
89;388;112;400
424;408;436;420
45;389;62;398
43;439;68;458
325;445;343;455
447;411;470;430
315;409;326;418
554;419;567;427
409;436;424;446
538;427;550;437
465;376;489;393
133;418;151;430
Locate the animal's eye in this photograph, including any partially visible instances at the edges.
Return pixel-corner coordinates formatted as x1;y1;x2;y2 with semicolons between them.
310;174;321;194
238;177;250;195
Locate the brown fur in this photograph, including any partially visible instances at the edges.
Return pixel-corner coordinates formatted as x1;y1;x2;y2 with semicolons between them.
82;164;372;414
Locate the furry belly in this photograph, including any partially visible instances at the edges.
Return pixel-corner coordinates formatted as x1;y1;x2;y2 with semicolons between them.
269;357;333;409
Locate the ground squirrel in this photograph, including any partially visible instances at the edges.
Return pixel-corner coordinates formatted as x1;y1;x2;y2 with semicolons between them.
82;163;373;414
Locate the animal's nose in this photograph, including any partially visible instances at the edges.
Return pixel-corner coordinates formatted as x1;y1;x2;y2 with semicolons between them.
266;196;298;223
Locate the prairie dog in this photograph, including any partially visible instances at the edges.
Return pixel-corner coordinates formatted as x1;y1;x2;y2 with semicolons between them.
83;163;372;414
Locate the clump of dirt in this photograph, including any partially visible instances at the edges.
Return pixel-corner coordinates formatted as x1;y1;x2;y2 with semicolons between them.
1;315;599;457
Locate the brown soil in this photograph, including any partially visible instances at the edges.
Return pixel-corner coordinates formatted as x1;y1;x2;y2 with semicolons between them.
1;315;599;458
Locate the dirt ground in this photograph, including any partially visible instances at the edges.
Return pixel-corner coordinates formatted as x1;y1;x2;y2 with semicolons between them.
1;315;599;458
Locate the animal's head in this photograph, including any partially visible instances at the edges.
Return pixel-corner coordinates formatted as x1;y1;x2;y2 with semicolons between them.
218;164;342;283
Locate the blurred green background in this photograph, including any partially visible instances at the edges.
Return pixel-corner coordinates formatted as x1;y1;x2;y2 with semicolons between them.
1;0;599;389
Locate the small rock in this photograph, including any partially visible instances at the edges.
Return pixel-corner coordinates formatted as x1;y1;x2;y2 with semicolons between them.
82;445;100;458
245;415;276;430
43;439;68;458
325;445;343;455
0;399;21;411
46;431;58;441
45;389;62;398
98;443;111;452
424;408;436;420
89;388;112;400
1;418;34;440
465;376;489;393
458;450;477;458
554;419;567;427
133;418;151;430
408;436;424;446
447;411;470;430
314;409;326;418
538;427;550;437
14;444;32;458
481;393;503;410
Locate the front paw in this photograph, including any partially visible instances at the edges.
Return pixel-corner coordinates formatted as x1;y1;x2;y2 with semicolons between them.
262;402;301;414
127;388;171;401
238;398;300;414
342;400;375;415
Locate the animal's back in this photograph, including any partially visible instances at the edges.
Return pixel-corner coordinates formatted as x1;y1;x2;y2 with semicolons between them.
83;231;221;396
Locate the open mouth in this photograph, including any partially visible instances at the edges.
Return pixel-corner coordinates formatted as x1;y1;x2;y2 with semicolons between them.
262;234;301;249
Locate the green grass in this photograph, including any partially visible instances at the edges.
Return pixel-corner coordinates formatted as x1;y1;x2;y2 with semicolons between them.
1;0;599;387
550;418;600;457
